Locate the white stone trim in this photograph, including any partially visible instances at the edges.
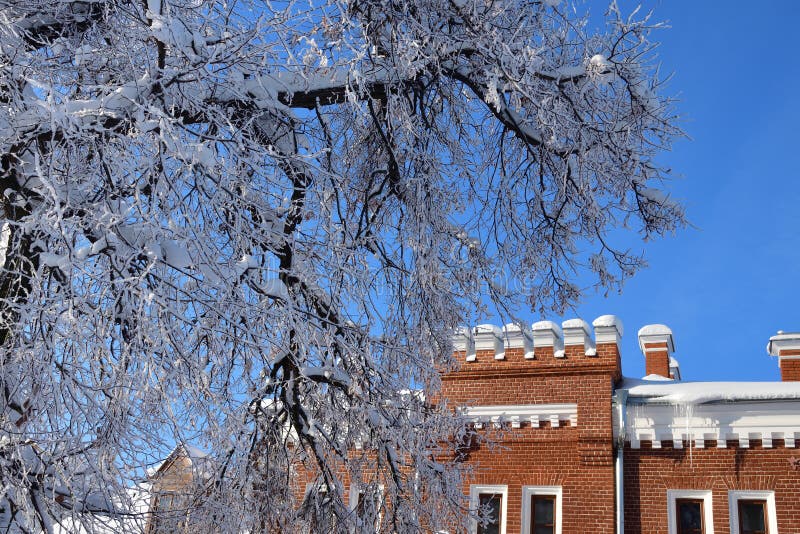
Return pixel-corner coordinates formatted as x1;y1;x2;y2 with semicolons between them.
562;318;591;353
637;324;675;353
474;324;504;358
667;489;714;534
503;323;534;359
464;404;578;428
521;486;562;534
768;332;800;356
470;484;507;534
593;314;624;344
618;401;800;449
348;482;384;532
728;490;778;534
531;321;564;354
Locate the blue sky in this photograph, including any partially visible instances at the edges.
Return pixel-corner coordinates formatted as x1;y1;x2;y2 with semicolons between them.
514;1;800;381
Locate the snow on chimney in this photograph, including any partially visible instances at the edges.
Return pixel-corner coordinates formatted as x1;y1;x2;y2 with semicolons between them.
638;324;675;379
767;331;800;381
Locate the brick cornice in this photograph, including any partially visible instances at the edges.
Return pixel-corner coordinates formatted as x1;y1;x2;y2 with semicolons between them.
442;363;621;381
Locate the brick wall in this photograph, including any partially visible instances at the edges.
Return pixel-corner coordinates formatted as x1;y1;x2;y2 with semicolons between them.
779;350;800;381
441;341;621;533
624;440;800;533
782;360;800;381
290;326;800;534
642;341;671;378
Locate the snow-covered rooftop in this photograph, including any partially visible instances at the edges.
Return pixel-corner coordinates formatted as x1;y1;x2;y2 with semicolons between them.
620;376;800;405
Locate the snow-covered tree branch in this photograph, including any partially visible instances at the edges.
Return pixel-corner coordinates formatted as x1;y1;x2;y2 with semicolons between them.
0;0;683;531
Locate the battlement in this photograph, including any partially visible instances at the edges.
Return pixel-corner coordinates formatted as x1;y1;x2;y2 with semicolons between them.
449;315;624;380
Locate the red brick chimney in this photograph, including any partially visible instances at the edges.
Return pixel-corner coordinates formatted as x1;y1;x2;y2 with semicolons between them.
767;331;800;381
637;324;675;379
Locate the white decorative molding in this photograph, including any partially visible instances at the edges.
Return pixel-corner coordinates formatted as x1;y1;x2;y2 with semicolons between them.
619;400;800;449
562;318;591;353
739;434;750;449
767;331;800;356
464;404;578;429
728;490;778;534
453;327;476;362
637;324;675;353
473;324;504;359
593;315;624;345
667;490;714;534
531;321;564;356
502;323;534;359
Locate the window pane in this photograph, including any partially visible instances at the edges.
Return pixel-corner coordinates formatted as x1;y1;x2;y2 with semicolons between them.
477;493;502;534
534;498;554;524
356;493;366;518
676;499;703;534
355;489;381;531
531;495;555;534
739;500;767;534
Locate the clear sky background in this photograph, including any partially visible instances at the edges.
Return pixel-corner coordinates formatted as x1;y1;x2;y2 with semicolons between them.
507;1;800;381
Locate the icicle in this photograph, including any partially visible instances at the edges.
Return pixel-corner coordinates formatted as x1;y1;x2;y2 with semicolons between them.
682;403;694;468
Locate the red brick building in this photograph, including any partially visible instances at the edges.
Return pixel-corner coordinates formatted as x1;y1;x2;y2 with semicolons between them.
152;317;800;532
445;316;800;534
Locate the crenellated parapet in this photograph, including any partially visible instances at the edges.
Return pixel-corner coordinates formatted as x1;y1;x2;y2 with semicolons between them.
447;315;623;382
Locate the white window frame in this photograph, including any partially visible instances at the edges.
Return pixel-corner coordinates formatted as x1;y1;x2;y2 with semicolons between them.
728;490;778;534
348;483;384;532
301;482;339;534
520;485;562;534
470;484;508;534
667;489;714;534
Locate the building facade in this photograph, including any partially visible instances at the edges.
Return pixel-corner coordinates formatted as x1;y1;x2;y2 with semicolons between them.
149;316;800;533
446;316;800;534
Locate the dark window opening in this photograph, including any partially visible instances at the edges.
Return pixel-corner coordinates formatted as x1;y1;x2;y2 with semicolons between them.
477;493;503;534
354;487;381;532
530;494;556;534
738;499;768;534
676;498;704;534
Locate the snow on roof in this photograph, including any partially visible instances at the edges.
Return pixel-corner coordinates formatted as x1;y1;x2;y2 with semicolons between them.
637;324;672;337
592;314;623;336
531;320;562;335
147;443;210;479
562;318;590;331
53;483;151;534
620;376;800;405
474;324;502;336
640;374;673;382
